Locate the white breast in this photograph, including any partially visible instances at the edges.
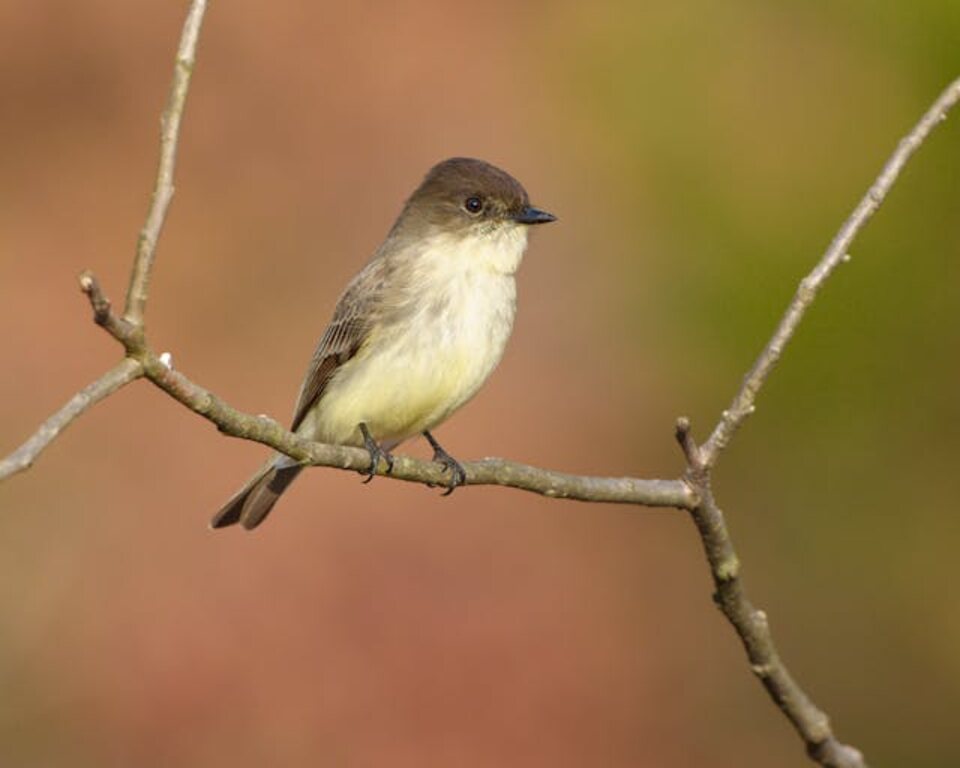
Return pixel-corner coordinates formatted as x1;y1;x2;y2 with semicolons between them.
307;225;528;447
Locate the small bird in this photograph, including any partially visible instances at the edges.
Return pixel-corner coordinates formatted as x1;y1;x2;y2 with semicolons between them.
211;157;556;530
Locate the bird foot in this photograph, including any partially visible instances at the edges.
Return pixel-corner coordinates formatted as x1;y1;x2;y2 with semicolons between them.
359;423;394;483
423;431;467;496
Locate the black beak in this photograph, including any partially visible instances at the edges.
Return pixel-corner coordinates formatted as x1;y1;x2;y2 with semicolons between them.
513;206;557;225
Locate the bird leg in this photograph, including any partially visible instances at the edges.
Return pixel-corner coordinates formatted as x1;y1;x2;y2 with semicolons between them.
359;423;394;483
423;430;467;495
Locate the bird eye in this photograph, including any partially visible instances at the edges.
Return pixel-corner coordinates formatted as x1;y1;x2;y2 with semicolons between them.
464;196;483;214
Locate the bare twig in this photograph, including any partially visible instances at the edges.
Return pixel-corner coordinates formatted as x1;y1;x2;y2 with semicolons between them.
0;359;142;481
79;270;137;345
701;76;960;468
135;345;695;508
122;0;207;327
0;0;206;480
675;77;960;768
61;263;702;506
682;453;866;768
674;416;704;470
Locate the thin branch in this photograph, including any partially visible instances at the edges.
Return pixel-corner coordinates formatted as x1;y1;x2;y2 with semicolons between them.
701;76;960;468
122;0;207;327
136;346;695;508
674;77;960;768
68;269;700;508
0;1;207;480
678;414;866;767
79;270;138;345
688;478;866;768
0;359;142;481
674;416;704;470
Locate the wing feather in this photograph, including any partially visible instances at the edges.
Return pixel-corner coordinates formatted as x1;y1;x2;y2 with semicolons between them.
289;259;389;431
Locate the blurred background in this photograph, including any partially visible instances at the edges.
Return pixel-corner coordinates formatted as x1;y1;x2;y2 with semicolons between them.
1;1;958;766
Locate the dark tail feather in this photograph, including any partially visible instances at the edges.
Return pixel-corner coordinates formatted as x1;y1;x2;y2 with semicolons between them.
210;461;304;531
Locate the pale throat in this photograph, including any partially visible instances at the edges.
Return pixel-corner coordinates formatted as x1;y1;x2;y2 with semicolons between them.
426;223;529;277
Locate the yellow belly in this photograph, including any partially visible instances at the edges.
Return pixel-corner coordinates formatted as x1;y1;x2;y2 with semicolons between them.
306;345;480;446
297;297;513;447
296;229;523;448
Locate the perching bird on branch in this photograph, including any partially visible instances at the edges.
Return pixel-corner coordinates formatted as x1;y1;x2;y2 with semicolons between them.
212;157;556;530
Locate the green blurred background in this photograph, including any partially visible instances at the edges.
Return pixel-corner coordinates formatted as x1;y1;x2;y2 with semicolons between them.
1;1;958;766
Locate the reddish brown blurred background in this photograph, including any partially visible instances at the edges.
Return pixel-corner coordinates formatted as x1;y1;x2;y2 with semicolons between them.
1;2;959;766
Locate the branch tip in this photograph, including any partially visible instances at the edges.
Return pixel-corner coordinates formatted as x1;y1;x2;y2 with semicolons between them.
0;359;142;481
122;0;207;326
79;270;112;324
702;75;960;469
674;416;704;470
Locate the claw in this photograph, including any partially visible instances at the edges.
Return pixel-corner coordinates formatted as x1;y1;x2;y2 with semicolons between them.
423;431;467;495
359;423;393;483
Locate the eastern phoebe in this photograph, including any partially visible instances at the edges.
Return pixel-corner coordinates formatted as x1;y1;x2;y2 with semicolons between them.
212;157;556;530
